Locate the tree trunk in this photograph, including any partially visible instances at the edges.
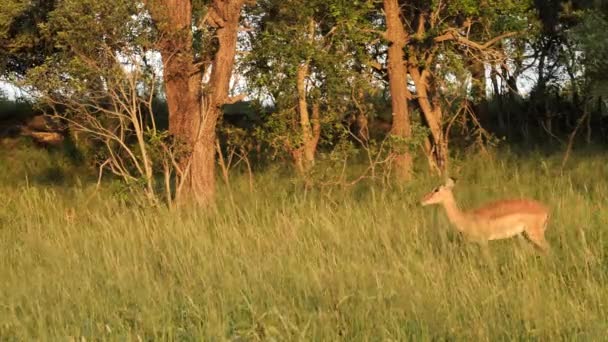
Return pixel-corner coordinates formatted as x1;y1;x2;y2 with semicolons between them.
383;0;413;181
149;0;202;202
409;66;446;173
356;111;369;142
492;66;508;135
537;44;550;141
293;18;321;174
470;59;488;131
294;62;321;173
149;0;244;206
148;0;199;137
469;59;486;101
296;62;314;169
309;102;321;157
189;0;243;205
353;88;370;142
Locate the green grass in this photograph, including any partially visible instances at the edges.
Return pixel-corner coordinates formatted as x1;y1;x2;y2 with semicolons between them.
0;147;607;340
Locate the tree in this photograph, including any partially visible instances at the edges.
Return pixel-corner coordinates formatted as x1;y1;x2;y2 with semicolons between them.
22;0;175;202
145;0;250;205
15;0;250;206
245;0;377;174
563;5;608;150
0;0;57;78
382;0;414;180
380;0;529;173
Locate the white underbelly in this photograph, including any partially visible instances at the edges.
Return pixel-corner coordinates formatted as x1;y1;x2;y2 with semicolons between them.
487;223;525;240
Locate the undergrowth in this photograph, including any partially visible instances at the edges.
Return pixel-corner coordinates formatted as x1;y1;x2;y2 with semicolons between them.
0;146;606;340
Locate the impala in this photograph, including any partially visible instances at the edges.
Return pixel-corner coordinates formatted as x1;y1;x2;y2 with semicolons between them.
421;178;551;253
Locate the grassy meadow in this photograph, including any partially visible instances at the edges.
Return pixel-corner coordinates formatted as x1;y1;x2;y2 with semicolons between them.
0;144;607;340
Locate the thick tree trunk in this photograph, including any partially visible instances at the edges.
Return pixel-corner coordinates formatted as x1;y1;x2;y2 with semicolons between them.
149;1;199;138
383;0;413;181
149;0;244;206
150;0;202;202
192;0;244;205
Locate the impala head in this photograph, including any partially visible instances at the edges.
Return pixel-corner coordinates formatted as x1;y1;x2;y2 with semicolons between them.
421;177;456;206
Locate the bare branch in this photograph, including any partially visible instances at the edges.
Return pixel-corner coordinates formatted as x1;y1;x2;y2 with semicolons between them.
415;12;426;38
366;60;383;71
430;0;443;28
435;29;518;50
361;28;389;41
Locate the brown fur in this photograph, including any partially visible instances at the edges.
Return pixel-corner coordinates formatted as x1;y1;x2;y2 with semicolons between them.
421;178;551;253
471;199;549;220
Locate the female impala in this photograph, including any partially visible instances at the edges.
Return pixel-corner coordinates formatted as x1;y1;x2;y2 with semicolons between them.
421;178;551;253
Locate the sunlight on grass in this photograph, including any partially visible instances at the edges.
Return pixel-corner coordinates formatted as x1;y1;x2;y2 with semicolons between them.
0;151;607;340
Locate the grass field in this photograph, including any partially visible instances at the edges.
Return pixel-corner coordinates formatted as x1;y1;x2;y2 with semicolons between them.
0;145;607;340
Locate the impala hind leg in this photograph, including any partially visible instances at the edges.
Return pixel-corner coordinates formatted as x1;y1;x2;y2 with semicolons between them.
529;234;550;254
516;233;535;254
477;240;494;263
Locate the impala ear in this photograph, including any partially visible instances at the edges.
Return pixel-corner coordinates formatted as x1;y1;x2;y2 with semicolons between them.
445;177;456;188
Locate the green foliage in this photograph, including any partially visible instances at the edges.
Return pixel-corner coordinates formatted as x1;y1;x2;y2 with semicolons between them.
445;0;480;17
12;0;179;201
386;120;430;155
23;0;150;100
0;0;56;77
569;10;608;99
244;0;380;149
482;0;535;33
0;142;88;186
1;0;607;206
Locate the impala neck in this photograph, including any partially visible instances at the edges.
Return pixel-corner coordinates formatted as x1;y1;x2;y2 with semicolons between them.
440;191;468;232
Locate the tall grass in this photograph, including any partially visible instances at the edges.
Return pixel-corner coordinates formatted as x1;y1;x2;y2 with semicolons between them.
0;148;607;340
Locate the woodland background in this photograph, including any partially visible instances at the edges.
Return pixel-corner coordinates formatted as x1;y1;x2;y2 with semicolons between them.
0;0;607;339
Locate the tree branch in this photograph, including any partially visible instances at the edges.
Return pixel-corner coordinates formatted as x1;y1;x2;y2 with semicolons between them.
415;12;426;38
367;60;383;71
361;28;388;41
430;0;443;28
434;29;518;50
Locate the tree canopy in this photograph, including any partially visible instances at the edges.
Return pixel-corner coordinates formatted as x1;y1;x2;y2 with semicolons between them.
1;0;607;205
